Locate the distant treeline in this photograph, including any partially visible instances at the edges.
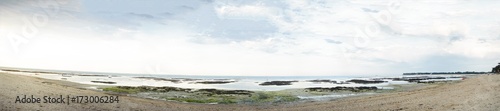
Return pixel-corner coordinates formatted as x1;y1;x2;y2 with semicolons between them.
403;71;489;75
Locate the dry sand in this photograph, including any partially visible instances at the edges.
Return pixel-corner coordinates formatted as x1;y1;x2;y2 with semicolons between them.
1;72;499;111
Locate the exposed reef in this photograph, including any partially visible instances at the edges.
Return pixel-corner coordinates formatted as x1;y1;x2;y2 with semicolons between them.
306;79;336;83
197;89;253;95
134;77;182;83
346;79;386;84
305;86;378;92
91;81;117;84
195;81;236;84
403;71;488;75
102;86;299;104
134;77;237;84
259;81;298;86
401;76;448;83
104;86;253;95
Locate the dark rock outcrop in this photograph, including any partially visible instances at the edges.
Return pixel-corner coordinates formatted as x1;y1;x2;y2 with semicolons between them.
171;78;202;81
134;77;181;83
113;86;253;95
403;71;489;75
416;80;451;84
306;79;336;83
195;81;235;84
134;77;236;84
91;81;117;84
197;89;253;95
406;78;427;83
427;77;446;79
401;76;447;83
78;74;109;77
115;86;192;92
306;86;378;92
259;81;298;86
140;86;191;92
346;79;386;84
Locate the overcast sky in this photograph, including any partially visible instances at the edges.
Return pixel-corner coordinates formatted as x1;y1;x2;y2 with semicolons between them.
1;0;499;76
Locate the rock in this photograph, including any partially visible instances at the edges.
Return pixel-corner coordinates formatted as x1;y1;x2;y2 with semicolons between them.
115;86;192;92
171;78;202;81
427;77;446;79
195;81;235;84
391;78;405;81
134;77;181;83
259;81;298;86
90;81;116;84
197;89;253;95
407;79;426;83
306;80;336;83
78;74;109;77
112;86;254;96
346;79;386;84
305;86;378;92
401;76;447;83
417;80;452;84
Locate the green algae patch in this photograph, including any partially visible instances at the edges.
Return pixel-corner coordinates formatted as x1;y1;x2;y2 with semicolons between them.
102;87;141;94
245;92;299;103
100;86;300;104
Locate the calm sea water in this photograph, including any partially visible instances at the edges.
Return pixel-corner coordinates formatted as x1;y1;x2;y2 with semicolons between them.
5;66;457;91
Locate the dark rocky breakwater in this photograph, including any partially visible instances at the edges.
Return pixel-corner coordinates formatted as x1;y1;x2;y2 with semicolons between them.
346;79;386;84
134;77;237;84
133;77;182;83
400;76;447;83
259;81;298;86
125;86;192;92
91;81;117;84
306;79;337;83
305;86;378;92
108;86;253;95
195;81;236;84
197;89;253;95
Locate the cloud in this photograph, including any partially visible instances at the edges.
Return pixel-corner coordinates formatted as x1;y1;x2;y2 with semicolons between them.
128;13;154;19
445;39;500;58
215;4;278;20
362;8;379;13
1;0;500;76
324;39;342;44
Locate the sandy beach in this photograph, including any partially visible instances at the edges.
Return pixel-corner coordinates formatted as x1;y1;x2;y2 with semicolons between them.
1;72;499;111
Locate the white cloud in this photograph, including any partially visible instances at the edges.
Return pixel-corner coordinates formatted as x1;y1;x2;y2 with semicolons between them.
1;0;500;76
215;4;277;20
445;39;500;58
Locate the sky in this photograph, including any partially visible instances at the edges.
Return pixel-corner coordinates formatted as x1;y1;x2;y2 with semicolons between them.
0;0;499;76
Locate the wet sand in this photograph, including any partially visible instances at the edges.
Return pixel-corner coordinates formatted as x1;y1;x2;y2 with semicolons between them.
1;72;499;111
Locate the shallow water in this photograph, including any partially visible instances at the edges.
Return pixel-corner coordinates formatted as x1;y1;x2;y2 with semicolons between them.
6;71;464;91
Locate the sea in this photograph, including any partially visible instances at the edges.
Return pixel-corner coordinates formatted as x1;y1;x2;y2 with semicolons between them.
0;67;463;91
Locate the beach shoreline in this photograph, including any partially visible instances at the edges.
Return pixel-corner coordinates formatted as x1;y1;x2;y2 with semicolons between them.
2;72;500;110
